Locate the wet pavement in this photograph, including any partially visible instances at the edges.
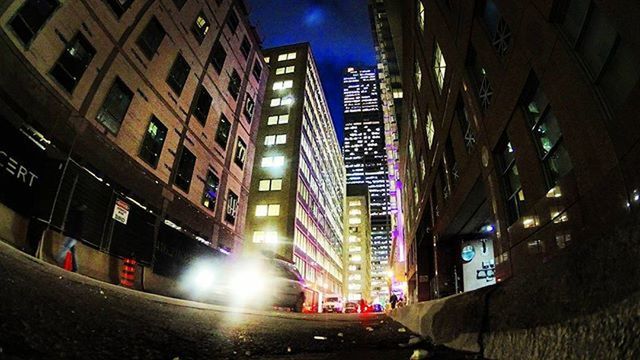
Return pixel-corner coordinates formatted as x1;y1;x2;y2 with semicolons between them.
0;241;477;359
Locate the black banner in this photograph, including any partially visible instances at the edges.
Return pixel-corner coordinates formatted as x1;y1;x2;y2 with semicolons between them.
0;117;59;217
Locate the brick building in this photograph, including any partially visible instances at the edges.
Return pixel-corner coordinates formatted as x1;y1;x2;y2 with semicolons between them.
392;0;640;301
0;0;267;274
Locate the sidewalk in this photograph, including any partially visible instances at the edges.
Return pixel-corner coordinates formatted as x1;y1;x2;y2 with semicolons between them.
389;211;640;359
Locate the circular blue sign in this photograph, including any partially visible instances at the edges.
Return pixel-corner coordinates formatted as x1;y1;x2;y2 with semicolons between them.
461;245;475;262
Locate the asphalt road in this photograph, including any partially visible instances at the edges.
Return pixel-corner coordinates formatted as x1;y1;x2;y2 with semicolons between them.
0;241;475;359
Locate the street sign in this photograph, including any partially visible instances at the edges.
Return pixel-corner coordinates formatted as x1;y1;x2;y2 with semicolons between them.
112;199;130;225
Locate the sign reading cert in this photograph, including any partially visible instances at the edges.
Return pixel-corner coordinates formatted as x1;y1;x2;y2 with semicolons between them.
112;199;130;225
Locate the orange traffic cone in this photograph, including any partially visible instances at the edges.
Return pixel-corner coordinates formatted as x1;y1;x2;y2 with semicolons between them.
119;258;137;288
63;251;73;271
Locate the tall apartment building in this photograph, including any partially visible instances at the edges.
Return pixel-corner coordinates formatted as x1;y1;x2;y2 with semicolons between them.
368;0;407;298
394;0;640;302
245;43;345;308
343;184;372;303
342;66;391;302
0;0;267;275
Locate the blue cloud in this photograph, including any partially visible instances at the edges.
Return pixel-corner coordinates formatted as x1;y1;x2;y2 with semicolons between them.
247;0;376;145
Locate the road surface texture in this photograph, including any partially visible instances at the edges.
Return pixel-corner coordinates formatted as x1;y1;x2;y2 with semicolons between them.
0;241;476;359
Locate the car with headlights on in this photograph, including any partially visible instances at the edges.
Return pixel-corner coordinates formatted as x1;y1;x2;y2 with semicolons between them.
182;256;306;312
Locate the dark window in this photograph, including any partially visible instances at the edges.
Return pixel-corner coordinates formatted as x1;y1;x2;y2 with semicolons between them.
96;78;133;134
466;47;493;111
244;95;255;122
445;138;458;186
166;53;190;95
172;0;186;10
438;163;449;201
599;41;640;110
211;41;227;74
496;138;524;225
234;137;247;169
192;85;212;125
201;171;219;210
561;0;640;111
50;33;96;93
252;60;262;81
561;0;591;45
215;114;231;149
9;0;59;46
455;97;475;152
139;116;167;168
240;36;251;59
105;0;133;18
136;17;165;60
228;69;241;100
481;0;511;56
175;147;196;192
226;9;239;33
191;12;210;44
225;191;239;224
522;77;572;189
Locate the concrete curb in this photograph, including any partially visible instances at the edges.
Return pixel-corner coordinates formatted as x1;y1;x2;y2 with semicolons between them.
390;287;492;354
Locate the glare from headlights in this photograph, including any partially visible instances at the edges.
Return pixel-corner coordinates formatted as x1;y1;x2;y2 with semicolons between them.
193;266;216;291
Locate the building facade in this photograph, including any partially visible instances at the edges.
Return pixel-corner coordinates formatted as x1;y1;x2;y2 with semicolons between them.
0;0;267;274
245;43;345;308
395;0;640;302
368;0;407;299
343;184;372;303
342;66;391;302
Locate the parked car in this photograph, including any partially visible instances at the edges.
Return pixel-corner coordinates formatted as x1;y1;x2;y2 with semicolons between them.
344;302;359;313
322;295;343;313
371;303;384;313
182;256;307;312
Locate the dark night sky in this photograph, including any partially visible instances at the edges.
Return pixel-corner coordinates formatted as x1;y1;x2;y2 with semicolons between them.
246;0;377;145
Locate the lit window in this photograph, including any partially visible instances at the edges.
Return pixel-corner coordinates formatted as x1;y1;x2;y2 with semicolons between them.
286;66;295;73
277;52;296;61
349;217;361;225
267;116;278;125
277;54;287;61
418;1;425;31
350;255;362;262
349;209;362;216
264;135;276;146
276;67;285;75
258;180;270;191
278;114;289;124
415;59;422;90
261;156;285;168
275;134;287;144
264;56;270;63
267;204;280;216
433;41;447;91
281;96;294;105
270;98;281;107
349;200;362;207
348;236;359;243
255;205;268;217
253;231;278;243
349;246;362;253
426;111;435;148
191;12;210;44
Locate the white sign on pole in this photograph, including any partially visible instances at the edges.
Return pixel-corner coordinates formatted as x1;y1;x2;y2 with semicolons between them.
112;199;130;225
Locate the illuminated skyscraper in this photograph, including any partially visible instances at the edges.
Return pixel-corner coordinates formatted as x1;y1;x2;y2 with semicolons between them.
368;0;407;300
245;43;346;309
343;66;390;302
